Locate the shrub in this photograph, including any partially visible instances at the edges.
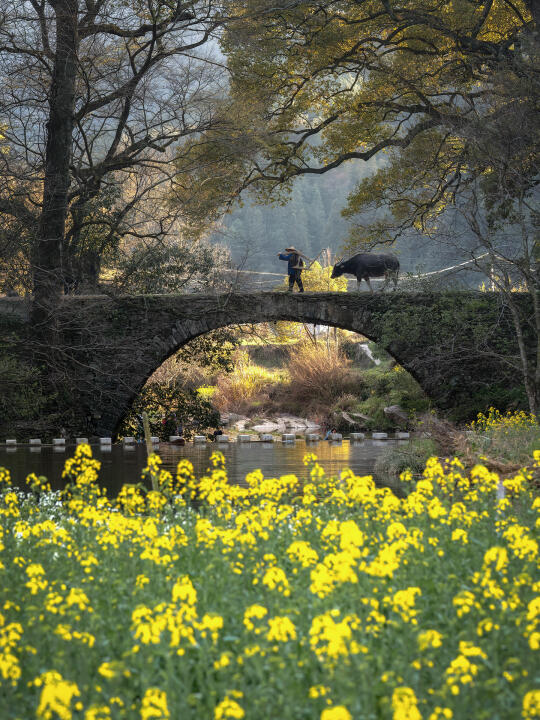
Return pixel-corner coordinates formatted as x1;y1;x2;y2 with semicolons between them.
121;383;220;440
212;351;284;414
286;342;362;413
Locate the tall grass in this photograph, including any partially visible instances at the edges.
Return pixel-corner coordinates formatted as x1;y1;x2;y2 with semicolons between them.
286;341;362;412
212;351;285;414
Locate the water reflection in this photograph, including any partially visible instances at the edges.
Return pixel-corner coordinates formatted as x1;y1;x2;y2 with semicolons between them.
0;439;398;496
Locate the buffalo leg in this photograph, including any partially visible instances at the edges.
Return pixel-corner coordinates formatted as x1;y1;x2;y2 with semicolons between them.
365;277;374;293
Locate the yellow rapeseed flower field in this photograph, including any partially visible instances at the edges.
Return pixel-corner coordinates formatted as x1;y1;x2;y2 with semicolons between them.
0;440;538;719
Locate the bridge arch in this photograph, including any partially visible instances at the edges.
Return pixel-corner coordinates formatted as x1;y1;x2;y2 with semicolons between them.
53;290;525;436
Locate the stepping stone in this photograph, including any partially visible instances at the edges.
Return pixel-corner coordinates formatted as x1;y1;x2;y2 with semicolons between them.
350;433;365;441
237;434;252;442
259;434;274;442
372;432;388;439
282;434;296;442
194;436;207;443
29;438;41;446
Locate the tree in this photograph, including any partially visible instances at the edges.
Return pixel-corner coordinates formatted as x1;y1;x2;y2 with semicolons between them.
174;1;537;221
175;0;539;413
120;383;220;440
0;0;228;327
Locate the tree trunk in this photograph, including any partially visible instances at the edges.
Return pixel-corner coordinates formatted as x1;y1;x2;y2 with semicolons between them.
31;0;79;330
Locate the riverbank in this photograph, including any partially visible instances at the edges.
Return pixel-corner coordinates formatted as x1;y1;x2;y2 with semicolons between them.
195;339;431;436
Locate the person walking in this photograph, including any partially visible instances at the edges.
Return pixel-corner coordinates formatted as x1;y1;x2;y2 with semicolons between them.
278;246;306;293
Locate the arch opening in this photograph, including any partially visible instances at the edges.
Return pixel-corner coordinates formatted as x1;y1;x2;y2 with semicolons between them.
117;317;430;441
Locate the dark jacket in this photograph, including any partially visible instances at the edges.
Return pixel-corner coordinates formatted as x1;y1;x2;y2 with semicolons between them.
278;252;303;276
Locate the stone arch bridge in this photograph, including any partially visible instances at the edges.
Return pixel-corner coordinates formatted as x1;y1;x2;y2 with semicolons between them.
1;290;532;435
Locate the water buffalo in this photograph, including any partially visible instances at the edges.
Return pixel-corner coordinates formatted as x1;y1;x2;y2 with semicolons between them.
331;253;400;292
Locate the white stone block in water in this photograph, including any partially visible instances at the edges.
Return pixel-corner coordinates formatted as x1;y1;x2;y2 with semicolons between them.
395;431;410;439
330;433;342;441
282;433;296;442
29;438;41;446
6;439;16;445
306;433;320;441
194;435;207;443
259;434;274;442
100;437;112;445
123;436;135;445
150;437;160;444
350;433;365;441
238;434;251;442
372;432;388;439
169;435;181;442
76;437;89;445
53;438;66;445
216;434;229;443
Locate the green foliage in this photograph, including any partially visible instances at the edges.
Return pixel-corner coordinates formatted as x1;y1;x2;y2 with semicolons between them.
352;366;431;431
110;239;230;294
175;329;239;373
121;383;220;441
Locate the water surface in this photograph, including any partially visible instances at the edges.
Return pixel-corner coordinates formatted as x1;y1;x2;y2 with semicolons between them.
0;439;399;496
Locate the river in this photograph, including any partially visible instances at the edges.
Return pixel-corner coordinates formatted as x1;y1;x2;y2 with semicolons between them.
0;438;403;496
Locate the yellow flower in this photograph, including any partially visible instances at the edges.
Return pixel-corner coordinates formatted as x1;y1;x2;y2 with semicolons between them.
215;693;245;719
243;604;268;632
417;629;443;651
523;690;540;719
392;687;422;720
34;671;80;720
85;705;112;720
140;688;169;720
267;616;297;643
321;707;352;720
428;709;452;720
